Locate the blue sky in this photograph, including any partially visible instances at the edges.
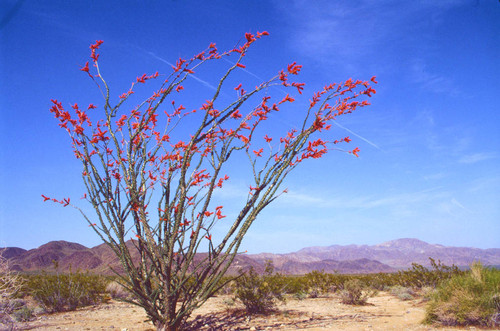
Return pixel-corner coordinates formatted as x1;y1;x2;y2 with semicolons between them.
1;0;499;253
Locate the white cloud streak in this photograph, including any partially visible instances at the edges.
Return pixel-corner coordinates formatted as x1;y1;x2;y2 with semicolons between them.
279;186;446;208
144;50;218;91
459;152;497;164
333;121;382;151
410;59;458;95
223;58;381;152
451;198;471;212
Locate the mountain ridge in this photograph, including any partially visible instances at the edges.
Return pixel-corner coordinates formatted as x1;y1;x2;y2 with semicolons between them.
283;238;500;268
2;238;499;275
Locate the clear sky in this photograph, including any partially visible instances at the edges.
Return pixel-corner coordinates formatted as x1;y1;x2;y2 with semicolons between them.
1;0;499;253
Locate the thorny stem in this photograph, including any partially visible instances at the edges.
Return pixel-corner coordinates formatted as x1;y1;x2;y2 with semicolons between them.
46;33;376;330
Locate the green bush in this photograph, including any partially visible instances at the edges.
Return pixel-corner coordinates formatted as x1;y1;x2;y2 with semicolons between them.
339;279;377;305
234;261;286;314
0;252;24;327
279;275;308;295
363;272;397;291
389;285;415;301
303;270;333;298
425;262;500;327
26;269;108;312
13;305;34;322
396;258;463;289
293;291;307;300
105;280;133;300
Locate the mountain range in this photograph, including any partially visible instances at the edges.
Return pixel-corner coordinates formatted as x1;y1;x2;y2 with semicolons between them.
2;238;499;275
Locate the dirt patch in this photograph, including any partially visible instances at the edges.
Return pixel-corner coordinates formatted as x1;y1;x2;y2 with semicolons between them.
13;292;491;330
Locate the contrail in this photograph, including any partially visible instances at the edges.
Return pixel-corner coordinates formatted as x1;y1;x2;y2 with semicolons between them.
224;58;381;151
144;50;218;91
223;58;270;83
146;48;381;152
333;121;382;151
451;198;472;213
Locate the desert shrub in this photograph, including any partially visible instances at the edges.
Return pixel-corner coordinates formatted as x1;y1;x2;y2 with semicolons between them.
106;280;133;300
396;258;463;289
293;291;307;300
363;273;397;290
425;262;500;327
27;269;108;312
0;298;34;324
0;251;24;327
389;285;415;301
12;305;34;322
329;273;352;291
303;270;333;297
339;279;377;305
276;275;306;295
214;276;235;296
234;261;286;314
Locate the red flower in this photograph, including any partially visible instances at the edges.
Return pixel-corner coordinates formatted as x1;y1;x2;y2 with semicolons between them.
137;73;147;83
80;61;89;73
249;185;260;192
230;110;242;119
287;62;302;75
91;49;99;61
90;40;104;50
74;125;84;135
292;82;305;94
253;148;263;157
245;33;255;43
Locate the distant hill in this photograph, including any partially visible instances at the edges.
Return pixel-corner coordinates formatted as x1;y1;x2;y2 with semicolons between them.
0;247;26;259
0;240;268;276
2;238;499;275
285;238;500;268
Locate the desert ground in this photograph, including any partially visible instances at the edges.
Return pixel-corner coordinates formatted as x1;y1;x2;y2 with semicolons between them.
12;292;492;331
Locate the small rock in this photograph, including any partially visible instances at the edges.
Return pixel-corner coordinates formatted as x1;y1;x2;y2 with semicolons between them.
249;327;256;331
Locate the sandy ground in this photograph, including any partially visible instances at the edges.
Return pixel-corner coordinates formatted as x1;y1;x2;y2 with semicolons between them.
10;292;496;330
